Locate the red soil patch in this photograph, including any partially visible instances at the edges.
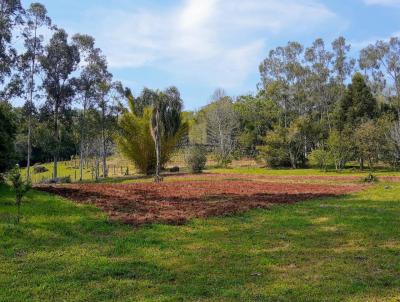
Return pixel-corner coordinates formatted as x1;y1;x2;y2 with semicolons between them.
37;177;366;226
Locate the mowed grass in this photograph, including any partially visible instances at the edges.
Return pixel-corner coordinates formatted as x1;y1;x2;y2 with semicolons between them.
212;166;400;177
1;169;400;301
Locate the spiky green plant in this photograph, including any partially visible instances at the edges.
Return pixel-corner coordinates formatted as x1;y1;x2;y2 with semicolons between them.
116;91;187;175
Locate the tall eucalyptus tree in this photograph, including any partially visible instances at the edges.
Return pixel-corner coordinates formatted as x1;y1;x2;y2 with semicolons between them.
259;42;306;128
305;38;333;123
20;2;51;179
40;29;80;179
360;37;400;119
72;34;111;180
0;0;24;101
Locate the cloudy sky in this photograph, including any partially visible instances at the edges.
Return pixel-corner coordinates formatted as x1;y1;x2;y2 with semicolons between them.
21;0;400;110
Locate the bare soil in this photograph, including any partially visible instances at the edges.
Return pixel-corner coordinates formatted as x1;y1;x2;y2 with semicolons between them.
37;175;367;226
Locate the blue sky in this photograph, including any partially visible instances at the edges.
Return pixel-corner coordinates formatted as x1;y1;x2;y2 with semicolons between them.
21;0;400;110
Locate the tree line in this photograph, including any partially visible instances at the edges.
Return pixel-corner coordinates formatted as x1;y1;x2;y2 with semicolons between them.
2;0;400;181
190;37;400;171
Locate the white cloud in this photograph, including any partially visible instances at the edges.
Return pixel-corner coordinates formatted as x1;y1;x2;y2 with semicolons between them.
83;0;341;90
351;30;400;51
364;0;400;7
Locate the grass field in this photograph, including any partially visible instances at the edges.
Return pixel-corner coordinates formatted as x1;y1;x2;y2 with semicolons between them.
1;168;400;301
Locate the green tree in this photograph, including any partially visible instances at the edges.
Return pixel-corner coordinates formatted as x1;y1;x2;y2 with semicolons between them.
327;129;354;171
336;73;378;129
39;29;80;179
116;88;187;176
234;92;279;155
20;2;52;180
7;165;31;224
308;148;332;171
0;101;17;173
355;120;387;170
258;126;290;168
360;37;400;118
0;0;24;86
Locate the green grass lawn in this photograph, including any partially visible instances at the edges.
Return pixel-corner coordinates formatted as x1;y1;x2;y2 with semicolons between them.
1;170;400;301
212;166;400;177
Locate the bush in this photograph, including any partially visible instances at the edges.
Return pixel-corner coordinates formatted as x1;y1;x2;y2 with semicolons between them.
185;145;207;173
363;173;379;183
7;165;31;224
116;105;188;175
257;127;291;168
308;148;332;171
33;165;48;174
41;176;71;184
169;166;180;173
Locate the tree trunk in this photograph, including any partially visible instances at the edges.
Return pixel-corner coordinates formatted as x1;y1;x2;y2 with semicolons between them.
16;199;21;224
101;105;107;178
154;108;162;183
360;157;364;171
79;105;86;181
26;21;38;181
102;129;107;177
79;142;84;181
26;118;32;180
53;104;59;179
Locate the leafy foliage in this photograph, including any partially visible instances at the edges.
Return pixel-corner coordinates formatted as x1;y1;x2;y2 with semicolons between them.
116;96;188;175
185;145;207;173
308;148;332;171
7;165;31;223
0;101;17;172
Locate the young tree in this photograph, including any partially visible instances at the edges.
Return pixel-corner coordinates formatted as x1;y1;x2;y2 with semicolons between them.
7;165;31;224
327;129;353;171
205;90;238;167
258;126;290;168
355;121;386;170
309;148;332;172
39;29;80;179
20;2;51;180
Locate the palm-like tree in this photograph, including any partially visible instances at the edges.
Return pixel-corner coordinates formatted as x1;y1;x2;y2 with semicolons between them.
148;87;183;182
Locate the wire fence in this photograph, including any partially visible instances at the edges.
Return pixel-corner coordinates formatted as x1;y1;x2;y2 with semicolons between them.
29;159;137;184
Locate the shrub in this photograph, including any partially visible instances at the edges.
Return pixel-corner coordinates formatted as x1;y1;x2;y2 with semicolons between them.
33;165;48;174
185;145;207;173
7;165;31;224
116;105;188;175
257;127;290;168
363;173;379;183
41;176;71;184
169;166;180;173
308;148;332;171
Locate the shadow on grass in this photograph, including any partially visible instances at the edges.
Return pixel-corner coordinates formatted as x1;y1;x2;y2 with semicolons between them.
1;184;400;301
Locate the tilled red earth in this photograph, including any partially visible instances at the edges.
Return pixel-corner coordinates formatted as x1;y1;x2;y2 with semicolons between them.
37;175;367;226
